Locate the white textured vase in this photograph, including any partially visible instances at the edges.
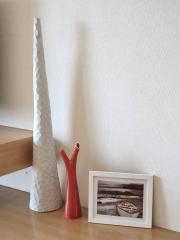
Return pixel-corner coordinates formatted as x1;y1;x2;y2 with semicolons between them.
29;18;62;212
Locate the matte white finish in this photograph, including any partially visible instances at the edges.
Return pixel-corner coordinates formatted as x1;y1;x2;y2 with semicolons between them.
29;18;62;212
88;171;153;228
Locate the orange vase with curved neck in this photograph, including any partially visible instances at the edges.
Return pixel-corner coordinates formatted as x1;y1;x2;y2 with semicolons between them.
60;143;81;219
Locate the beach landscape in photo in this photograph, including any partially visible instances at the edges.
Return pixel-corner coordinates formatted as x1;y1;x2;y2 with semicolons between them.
97;180;144;218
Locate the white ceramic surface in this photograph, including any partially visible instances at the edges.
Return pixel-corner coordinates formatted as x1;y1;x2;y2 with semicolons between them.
29;18;62;212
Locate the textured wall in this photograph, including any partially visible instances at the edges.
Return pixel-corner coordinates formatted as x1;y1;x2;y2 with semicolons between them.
1;0;180;232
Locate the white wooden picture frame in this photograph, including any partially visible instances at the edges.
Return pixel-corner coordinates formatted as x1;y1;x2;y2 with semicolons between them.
88;171;153;228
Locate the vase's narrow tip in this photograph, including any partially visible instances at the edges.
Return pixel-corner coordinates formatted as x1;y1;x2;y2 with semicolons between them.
75;142;80;149
33;17;40;25
60;149;65;155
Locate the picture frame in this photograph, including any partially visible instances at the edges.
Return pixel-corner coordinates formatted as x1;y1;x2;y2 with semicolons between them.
88;171;153;228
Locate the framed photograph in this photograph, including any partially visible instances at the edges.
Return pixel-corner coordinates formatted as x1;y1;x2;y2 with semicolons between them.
88;171;153;228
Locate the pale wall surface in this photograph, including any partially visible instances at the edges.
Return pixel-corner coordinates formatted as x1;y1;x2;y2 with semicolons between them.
1;0;180;232
0;0;33;192
0;0;33;128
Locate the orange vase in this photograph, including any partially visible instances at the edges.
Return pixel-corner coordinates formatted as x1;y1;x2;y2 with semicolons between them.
60;143;81;219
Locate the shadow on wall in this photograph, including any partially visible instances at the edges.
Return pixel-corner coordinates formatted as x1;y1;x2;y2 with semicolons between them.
0;0;32;113
69;24;90;206
0;1;11;106
54;24;90;202
55;23;107;205
153;176;168;228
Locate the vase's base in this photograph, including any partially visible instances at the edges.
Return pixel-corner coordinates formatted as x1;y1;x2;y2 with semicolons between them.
64;215;82;219
29;202;63;213
64;210;82;219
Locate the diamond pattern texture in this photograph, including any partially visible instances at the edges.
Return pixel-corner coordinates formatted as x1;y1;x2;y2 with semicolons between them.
29;18;62;212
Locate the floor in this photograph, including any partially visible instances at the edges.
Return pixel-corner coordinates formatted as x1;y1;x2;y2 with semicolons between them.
0;186;179;240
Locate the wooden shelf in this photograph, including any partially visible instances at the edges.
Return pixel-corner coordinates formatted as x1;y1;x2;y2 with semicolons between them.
0;126;33;176
0;186;179;240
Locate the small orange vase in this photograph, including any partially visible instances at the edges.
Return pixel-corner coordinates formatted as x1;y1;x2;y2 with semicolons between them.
60;143;81;219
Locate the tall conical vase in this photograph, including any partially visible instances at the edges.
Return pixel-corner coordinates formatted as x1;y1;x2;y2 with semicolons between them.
60;143;81;219
29;18;62;212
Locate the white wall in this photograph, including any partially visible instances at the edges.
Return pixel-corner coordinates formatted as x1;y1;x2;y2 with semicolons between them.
0;0;33;191
1;0;180;232
0;0;33;129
